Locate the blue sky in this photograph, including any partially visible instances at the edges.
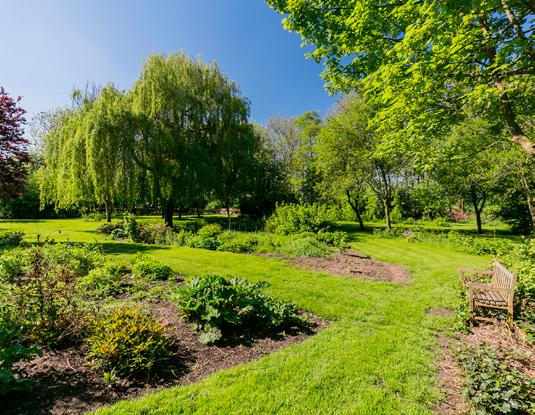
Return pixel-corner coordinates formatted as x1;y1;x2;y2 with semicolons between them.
1;0;336;124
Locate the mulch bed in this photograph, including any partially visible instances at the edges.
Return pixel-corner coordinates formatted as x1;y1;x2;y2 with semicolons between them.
292;249;411;283
432;320;534;415
1;300;327;415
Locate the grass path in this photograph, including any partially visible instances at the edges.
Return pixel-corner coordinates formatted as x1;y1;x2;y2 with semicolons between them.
1;219;491;414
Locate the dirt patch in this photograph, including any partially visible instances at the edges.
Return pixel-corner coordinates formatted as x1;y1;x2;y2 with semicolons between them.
432;334;469;415
292;249;410;283
1;301;327;415
427;308;453;318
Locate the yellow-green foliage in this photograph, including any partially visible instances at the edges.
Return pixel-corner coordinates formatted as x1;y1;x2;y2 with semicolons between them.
87;307;173;378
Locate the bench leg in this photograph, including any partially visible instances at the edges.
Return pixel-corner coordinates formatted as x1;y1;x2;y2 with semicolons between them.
468;295;475;323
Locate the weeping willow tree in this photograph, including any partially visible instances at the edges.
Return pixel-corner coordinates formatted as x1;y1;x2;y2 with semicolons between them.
40;53;259;226
40;86;140;221
129;52;253;227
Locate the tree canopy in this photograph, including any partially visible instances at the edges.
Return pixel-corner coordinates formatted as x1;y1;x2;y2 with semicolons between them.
267;0;535;156
0;87;29;201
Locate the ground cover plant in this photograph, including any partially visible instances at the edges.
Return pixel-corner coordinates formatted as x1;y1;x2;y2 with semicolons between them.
0;226;318;414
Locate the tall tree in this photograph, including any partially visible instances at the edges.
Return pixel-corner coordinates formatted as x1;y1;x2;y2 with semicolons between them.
435;116;513;233
267;0;535;156
129;53;253;227
83;85;138;221
0;87;29;201
317;95;404;229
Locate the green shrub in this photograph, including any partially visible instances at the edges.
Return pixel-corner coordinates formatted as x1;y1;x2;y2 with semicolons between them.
131;254;173;280
139;223;177;245
499;238;534;302
123;213;141;242
0;247;31;282
174;229;194;246
96;222;124;235
188;224;222;250
265;203;337;235
77;262;126;298
456;345;534;414
40;243;104;278
217;231;259;253
8;247;89;348
178;274;301;344
0;231;24;249
280;236;332;258
314;230;349;248
82;212;105;222
87;307;174;378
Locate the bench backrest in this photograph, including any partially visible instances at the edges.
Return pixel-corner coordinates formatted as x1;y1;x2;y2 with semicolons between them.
491;259;516;289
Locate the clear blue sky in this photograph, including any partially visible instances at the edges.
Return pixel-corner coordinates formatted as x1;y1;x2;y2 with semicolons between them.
1;0;336;124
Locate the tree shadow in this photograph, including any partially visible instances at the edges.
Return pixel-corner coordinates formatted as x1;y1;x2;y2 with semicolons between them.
101;242;171;255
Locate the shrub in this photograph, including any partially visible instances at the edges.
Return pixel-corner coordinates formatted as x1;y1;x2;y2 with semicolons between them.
97;222;124;235
87;307;174;378
188;224;222;250
77;262;126;298
314;230;349;248
138;223;177;245
8;247;89;348
123;213;141;242
265;203;337;235
40;243;104;278
280;236;332;258
131;254;173;280
0;231;24;249
217;231;259;253
178;275;301;344
174;229;194;246
0;247;31;282
456;345;534;414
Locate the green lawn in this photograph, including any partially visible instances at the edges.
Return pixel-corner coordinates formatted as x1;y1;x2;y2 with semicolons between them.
2;218;494;414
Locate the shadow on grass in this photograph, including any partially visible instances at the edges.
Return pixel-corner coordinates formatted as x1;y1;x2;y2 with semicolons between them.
101;241;171;255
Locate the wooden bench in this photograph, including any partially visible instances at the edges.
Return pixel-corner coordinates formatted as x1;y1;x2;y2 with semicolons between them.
459;259;516;320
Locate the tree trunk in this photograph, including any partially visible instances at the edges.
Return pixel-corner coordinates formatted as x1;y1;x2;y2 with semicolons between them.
104;199;112;223
527;195;535;234
355;209;365;231
226;205;231;231
346;190;365;230
383;199;392;230
469;189;486;234
196;207;201;218
164;199;174;227
474;209;483;234
520;175;535;233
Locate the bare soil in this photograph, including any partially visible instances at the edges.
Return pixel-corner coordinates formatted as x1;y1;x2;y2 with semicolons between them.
1;300;327;415
292;249;411;283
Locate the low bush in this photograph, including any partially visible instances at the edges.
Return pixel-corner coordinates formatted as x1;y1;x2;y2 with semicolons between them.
0;231;24;249
178;274;301;344
97;222;124;235
456;345;534;414
217;231;259;253
187;224;222;250
0;247;31;282
82;212;105;222
314;230;349;248
87;307;174;378
8;246;89;348
265;203;338;235
131;254;173;280
139;223;177;245
77;262;126;298
279;236;332;258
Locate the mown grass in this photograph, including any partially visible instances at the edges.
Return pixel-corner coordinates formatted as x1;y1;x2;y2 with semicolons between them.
2;217;495;414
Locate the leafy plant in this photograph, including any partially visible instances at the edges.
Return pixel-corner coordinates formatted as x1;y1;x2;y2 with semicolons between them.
265;203;337;235
0;231;24;249
77;262;126;298
187;224;223;250
456;345;534;414
131;254;173;280
87;306;174;378
279;236;332;258
178;275;301;344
